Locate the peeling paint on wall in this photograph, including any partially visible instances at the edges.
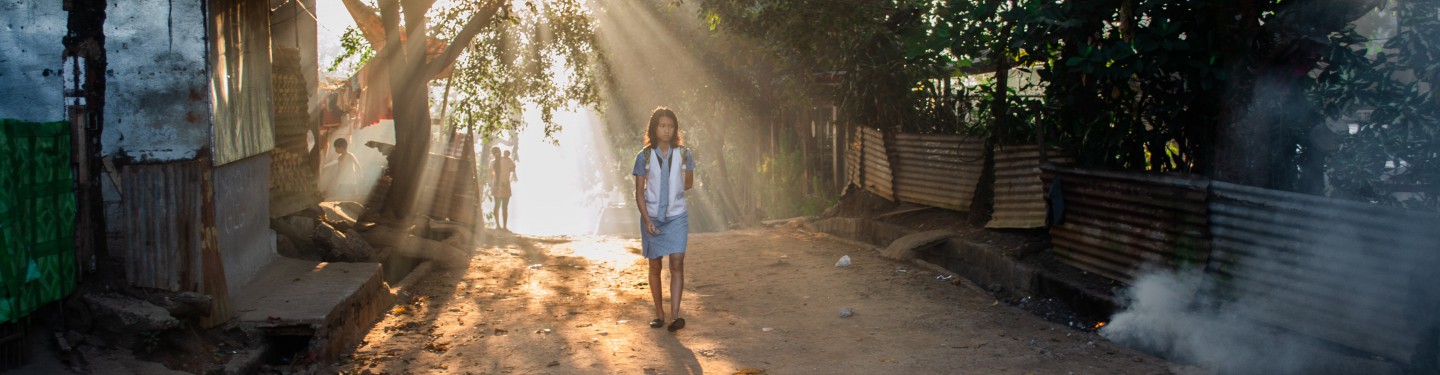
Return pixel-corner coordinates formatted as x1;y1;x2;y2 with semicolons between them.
102;0;210;162
0;1;66;122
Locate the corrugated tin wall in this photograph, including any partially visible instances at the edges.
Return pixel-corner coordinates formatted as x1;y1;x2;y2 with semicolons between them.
1206;181;1440;361
209;0;276;166
1041;166;1211;283
988;145;1072;228
119;162;204;291
857;128;894;200
891;133;985;211
845;133;861;189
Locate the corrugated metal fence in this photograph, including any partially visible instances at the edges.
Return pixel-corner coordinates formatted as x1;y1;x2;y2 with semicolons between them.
989;145;1071;228
210;0;276;166
119;162;204;292
891;133;985;211
852;127;894;200
1207;181;1440;361
841;125;1440;362
1040;165;1211;283
846;128;983;211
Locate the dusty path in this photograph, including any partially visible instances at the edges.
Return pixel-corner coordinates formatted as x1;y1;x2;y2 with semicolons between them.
335;227;1177;374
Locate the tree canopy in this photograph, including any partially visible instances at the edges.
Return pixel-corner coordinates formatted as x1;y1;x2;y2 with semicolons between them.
329;0;603;218
696;0;1439;210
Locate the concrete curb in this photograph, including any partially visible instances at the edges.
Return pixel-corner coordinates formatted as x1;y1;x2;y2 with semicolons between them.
390;260;436;295
807;216;1119;319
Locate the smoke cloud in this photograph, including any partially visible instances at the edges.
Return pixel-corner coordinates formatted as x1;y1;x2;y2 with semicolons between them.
1100;270;1355;374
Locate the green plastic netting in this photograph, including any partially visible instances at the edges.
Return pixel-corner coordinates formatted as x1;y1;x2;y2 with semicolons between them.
0;119;77;323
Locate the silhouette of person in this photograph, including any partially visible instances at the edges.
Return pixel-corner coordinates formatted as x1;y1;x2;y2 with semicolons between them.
490;147;516;231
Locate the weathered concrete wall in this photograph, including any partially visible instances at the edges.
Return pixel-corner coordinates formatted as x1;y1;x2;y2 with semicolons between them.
214;153;278;297
0;1;66;122
102;0;211;162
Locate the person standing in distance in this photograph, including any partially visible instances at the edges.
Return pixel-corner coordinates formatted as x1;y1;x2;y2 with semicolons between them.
326;138;362;201
490;147;515;231
633;106;696;332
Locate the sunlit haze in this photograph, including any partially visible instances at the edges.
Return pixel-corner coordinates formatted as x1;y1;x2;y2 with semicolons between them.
504;106;616;235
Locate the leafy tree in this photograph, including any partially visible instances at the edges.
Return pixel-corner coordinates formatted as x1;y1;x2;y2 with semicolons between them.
1312;0;1440;210
334;0;601;219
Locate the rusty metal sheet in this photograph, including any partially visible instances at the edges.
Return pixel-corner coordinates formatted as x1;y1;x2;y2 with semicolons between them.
1041;165;1210;283
119;161;204;292
890;133;984;211
1206;181;1440;361
857;128;894;200
989;145;1073;228
846;139;861;187
210;0;276;166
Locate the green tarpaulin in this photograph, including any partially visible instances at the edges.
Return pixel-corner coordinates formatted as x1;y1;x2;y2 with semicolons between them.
0;119;76;323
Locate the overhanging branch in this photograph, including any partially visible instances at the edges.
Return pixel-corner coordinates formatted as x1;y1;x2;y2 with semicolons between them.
424;0;504;81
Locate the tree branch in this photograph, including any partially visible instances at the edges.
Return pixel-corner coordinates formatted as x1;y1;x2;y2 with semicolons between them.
424;0;504;81
341;0;387;49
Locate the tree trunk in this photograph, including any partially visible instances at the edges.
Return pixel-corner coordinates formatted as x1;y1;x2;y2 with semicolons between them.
970;18;1012;225
384;84;432;219
361;0;500;219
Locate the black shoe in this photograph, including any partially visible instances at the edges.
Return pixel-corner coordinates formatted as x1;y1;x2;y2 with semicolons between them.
667;318;686;332
649;319;664;328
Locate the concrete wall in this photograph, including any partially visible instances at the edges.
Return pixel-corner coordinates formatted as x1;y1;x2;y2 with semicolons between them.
214;153;277;296
0;1;66;122
99;1;281;299
103;0;211;162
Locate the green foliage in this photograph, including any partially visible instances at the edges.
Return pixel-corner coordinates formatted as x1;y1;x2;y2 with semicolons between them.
434;1;604;143
1009;0;1254;173
691;0;1438;209
1311;1;1440;210
695;1;941;131
755;132;836;219
327;26;375;74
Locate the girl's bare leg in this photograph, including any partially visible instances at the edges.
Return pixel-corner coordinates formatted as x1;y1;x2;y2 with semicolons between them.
668;253;685;319
648;258;665;321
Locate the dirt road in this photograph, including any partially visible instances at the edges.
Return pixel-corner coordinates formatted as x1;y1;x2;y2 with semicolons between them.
335;227;1177;374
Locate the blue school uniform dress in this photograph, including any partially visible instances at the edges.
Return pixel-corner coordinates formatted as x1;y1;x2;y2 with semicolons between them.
632;146;696;259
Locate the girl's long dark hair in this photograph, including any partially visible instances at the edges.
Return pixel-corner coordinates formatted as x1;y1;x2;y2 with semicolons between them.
644;106;683;148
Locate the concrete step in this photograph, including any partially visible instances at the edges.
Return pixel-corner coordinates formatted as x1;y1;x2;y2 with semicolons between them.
230;257;394;366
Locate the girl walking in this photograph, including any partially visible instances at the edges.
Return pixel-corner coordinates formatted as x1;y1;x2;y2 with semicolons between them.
633;107;696;332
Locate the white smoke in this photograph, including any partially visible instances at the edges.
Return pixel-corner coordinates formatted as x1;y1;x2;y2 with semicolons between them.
1100;267;1410;375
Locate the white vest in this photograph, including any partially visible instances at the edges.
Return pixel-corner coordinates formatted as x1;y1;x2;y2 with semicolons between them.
644;147;687;219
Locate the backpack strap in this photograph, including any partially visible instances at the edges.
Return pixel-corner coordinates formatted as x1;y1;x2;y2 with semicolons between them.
643;145;689;175
643;146;654;174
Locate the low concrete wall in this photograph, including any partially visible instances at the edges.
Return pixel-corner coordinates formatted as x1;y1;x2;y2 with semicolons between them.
809;217;914;248
316;264;394;365
921;238;1038;297
810;216;1116;320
